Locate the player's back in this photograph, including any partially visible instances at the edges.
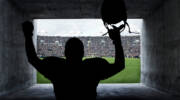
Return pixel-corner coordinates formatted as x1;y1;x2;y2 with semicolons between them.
41;57;109;100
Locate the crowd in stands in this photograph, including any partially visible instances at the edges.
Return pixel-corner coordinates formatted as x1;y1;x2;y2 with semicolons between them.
37;36;140;58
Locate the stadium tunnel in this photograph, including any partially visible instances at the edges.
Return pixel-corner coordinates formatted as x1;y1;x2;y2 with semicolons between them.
0;0;180;100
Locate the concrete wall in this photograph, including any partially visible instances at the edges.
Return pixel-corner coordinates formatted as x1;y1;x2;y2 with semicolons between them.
141;0;180;95
0;0;36;96
0;0;180;97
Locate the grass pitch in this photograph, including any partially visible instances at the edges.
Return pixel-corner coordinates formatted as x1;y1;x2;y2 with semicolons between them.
37;58;140;83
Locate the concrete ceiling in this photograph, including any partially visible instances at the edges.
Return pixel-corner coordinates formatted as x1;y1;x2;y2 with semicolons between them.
10;0;165;19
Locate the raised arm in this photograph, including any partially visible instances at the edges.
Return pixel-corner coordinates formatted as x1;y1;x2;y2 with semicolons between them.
109;26;125;71
94;26;125;80
22;21;42;70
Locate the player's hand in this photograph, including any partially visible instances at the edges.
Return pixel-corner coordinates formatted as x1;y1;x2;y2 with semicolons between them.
22;21;34;38
108;25;121;41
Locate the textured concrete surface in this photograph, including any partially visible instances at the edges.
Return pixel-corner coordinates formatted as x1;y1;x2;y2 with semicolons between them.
1;84;180;100
0;0;36;96
141;0;180;95
10;0;165;19
1;0;180;98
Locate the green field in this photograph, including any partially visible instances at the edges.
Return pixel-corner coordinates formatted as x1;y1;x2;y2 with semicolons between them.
37;58;140;83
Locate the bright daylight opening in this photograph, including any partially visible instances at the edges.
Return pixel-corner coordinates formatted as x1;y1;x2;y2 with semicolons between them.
34;19;143;84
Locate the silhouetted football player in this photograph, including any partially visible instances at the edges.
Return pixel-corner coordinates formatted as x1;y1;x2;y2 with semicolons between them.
23;0;127;99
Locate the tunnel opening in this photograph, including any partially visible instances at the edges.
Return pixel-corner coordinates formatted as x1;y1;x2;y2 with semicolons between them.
1;0;180;99
34;19;143;84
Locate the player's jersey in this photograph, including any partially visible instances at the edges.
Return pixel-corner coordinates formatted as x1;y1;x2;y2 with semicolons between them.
36;57;119;100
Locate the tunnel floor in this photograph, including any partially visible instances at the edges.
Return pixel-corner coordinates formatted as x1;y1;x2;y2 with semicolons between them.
1;84;180;100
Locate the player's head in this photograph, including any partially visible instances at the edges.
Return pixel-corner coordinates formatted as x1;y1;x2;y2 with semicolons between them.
65;38;84;60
